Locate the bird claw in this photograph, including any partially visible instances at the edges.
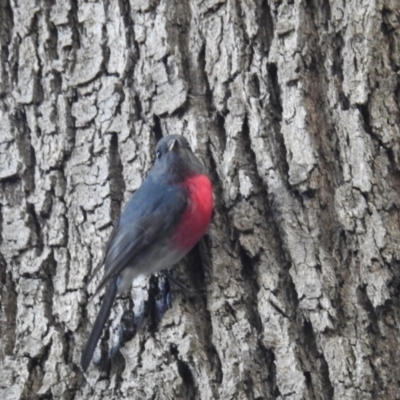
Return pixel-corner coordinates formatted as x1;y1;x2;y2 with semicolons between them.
165;291;172;309
154;274;172;320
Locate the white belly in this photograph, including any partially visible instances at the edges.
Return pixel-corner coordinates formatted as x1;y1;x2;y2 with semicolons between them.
116;243;187;293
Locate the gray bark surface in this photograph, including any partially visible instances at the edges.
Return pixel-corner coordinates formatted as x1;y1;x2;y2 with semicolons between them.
1;0;400;399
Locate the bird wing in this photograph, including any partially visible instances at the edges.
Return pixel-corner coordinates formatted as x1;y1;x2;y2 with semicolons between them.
91;178;187;296
85;224;120;290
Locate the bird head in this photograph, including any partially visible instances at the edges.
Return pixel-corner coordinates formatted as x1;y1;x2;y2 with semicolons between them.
151;135;206;183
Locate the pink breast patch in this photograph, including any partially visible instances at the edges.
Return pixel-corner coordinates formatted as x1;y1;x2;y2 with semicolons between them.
172;174;213;250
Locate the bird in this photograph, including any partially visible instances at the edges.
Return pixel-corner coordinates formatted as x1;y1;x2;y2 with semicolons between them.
81;134;213;371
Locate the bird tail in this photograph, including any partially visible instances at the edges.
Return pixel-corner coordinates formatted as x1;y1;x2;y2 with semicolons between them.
81;279;118;371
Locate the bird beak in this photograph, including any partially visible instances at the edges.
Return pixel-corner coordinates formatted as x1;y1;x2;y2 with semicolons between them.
168;139;180;153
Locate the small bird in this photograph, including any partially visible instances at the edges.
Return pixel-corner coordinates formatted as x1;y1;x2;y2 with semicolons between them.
81;135;213;371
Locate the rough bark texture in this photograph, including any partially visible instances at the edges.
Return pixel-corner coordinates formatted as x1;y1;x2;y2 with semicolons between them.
1;0;400;399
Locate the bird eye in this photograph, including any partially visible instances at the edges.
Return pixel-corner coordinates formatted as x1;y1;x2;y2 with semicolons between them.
156;150;161;159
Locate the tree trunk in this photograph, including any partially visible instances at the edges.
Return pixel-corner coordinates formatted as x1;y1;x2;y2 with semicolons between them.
1;0;400;399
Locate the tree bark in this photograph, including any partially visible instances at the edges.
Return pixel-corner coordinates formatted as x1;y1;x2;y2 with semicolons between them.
1;0;400;399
